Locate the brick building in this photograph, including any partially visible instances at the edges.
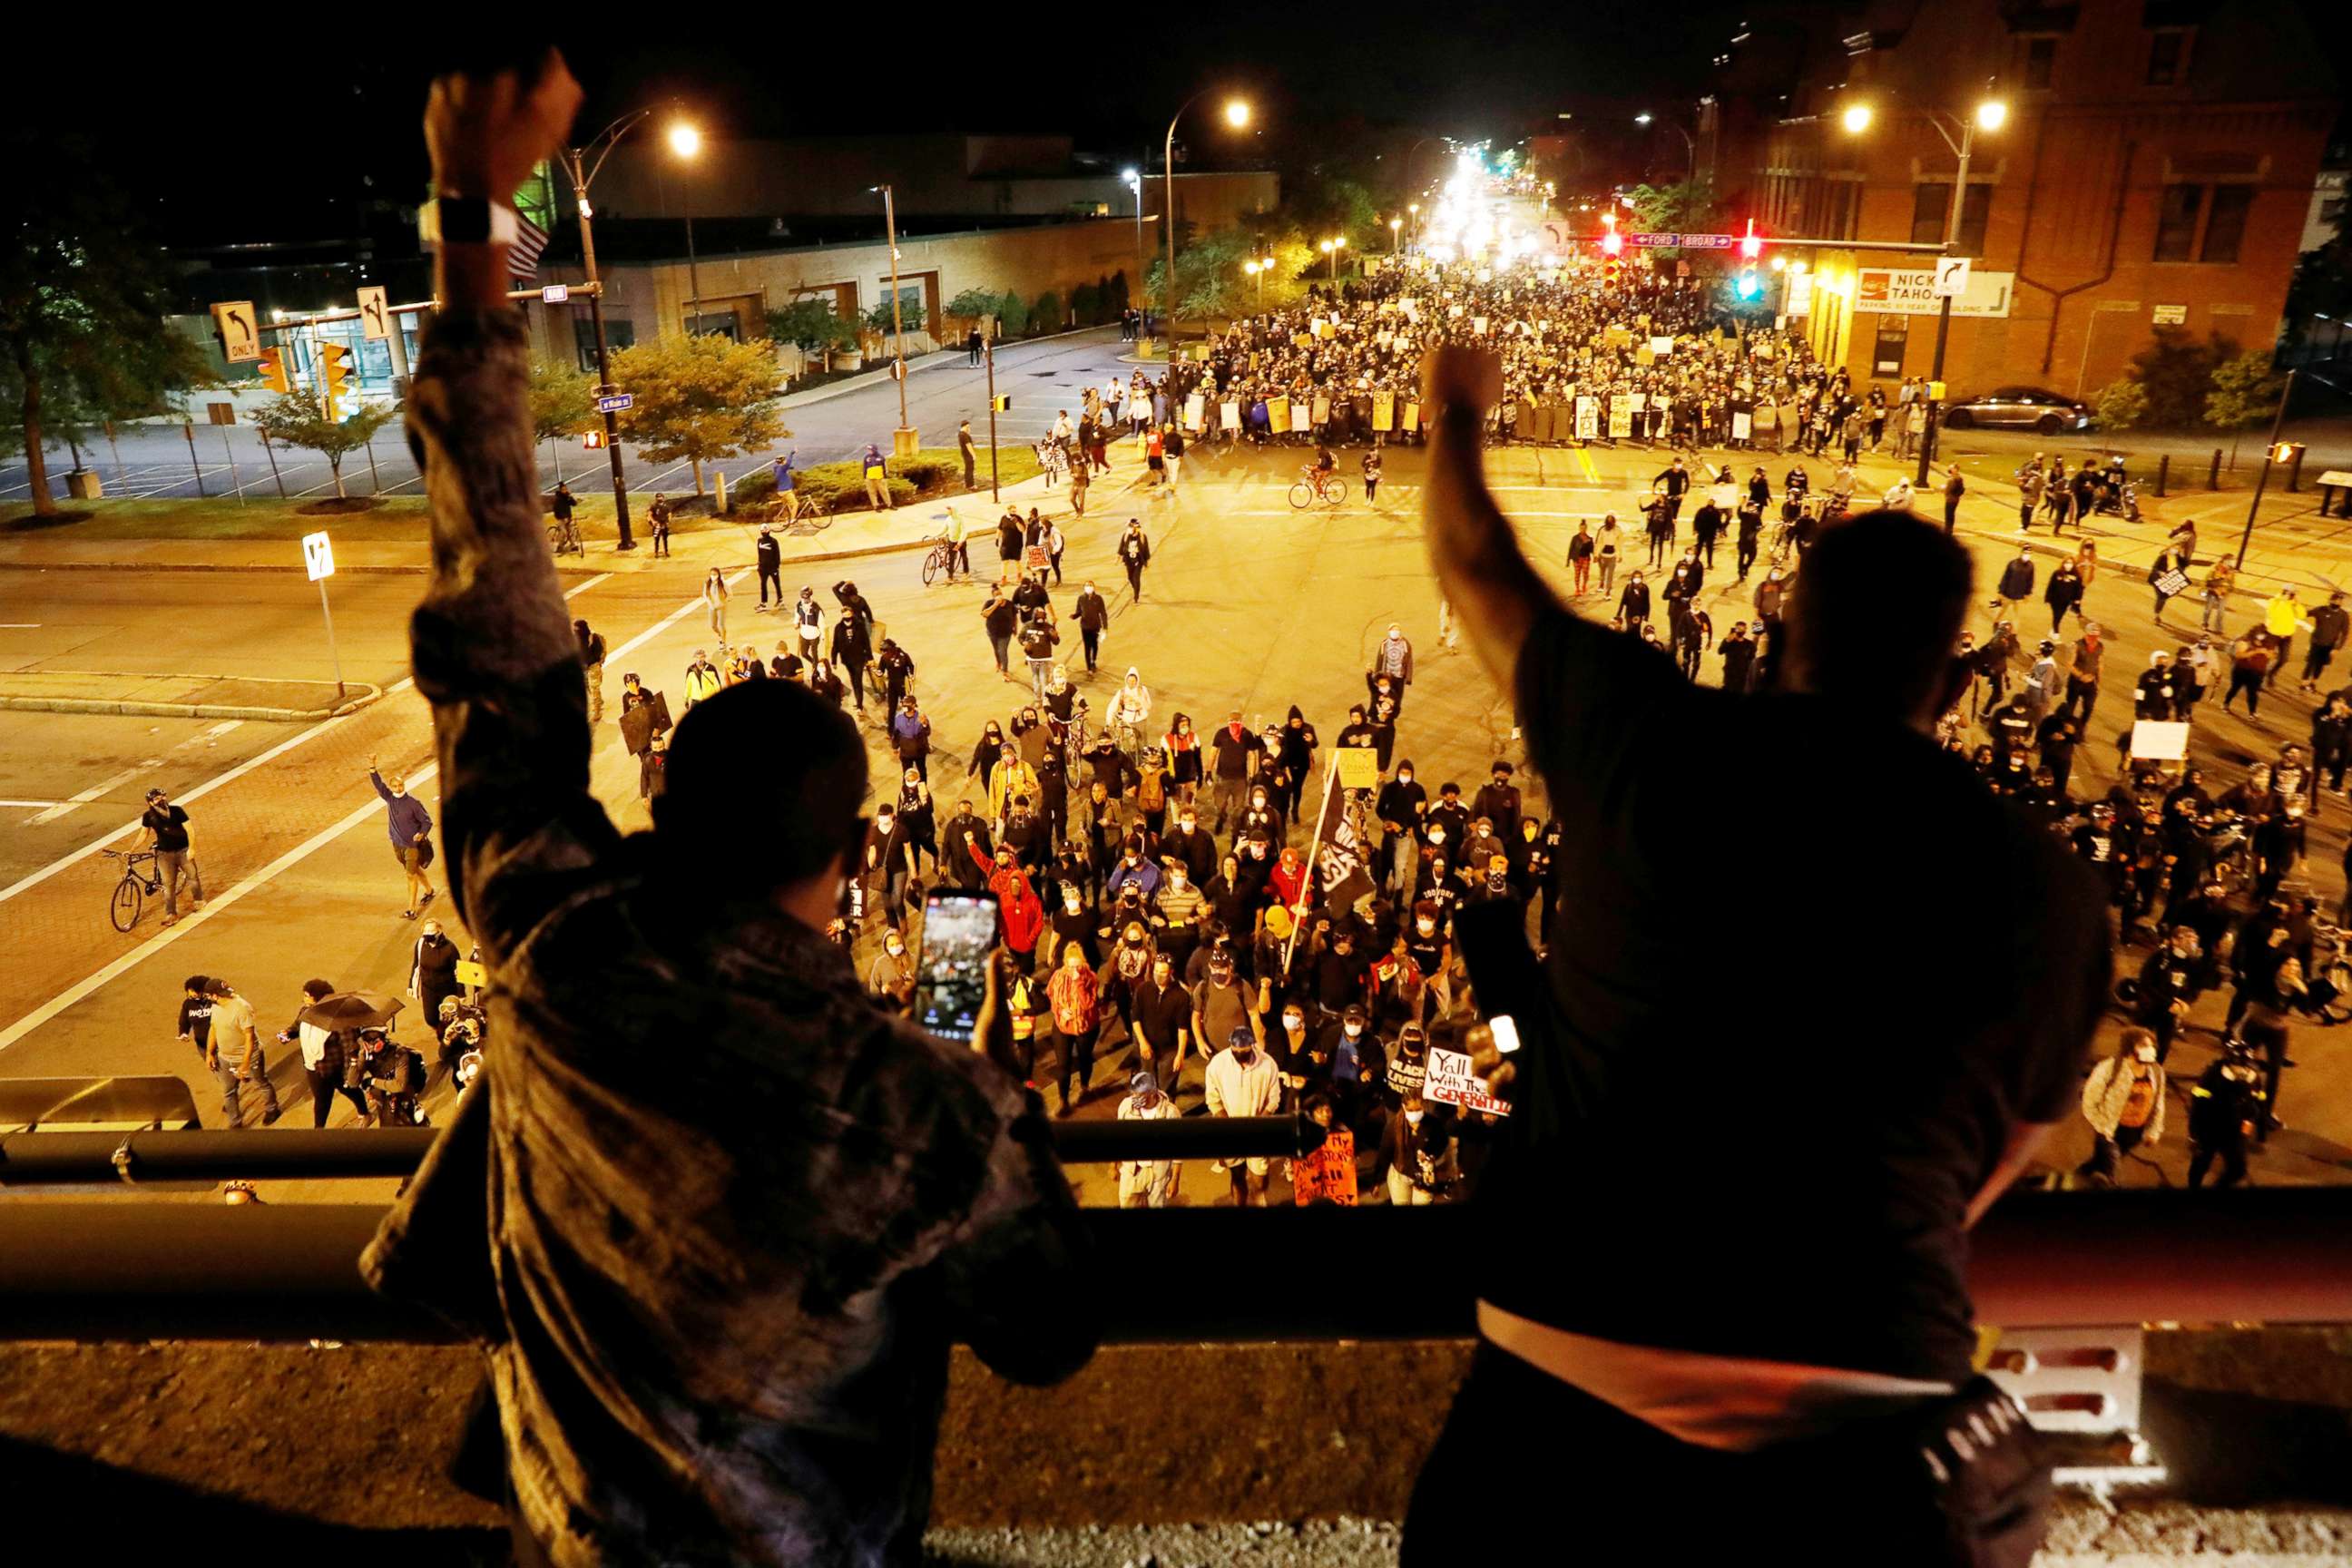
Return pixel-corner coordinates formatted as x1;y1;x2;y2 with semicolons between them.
1716;0;2339;400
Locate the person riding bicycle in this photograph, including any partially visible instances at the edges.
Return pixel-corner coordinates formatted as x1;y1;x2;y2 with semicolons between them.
550;482;577;546
1314;442;1337;478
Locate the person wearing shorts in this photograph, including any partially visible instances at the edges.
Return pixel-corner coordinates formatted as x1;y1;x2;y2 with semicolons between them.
368;756;438;919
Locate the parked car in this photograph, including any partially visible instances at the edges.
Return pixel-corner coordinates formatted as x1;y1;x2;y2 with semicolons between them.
1939;387;2092;434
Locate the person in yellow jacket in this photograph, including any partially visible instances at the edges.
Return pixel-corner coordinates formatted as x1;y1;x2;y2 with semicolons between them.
986;743;1040;830
2264;587;2311;691
682;649;724;709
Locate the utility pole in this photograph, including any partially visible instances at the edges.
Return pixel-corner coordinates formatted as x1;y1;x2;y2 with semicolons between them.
881;182;916;457
985;336;1001;505
560;145;636;549
2235;368;2300;570
682;210;701;335
1919;122;1975;487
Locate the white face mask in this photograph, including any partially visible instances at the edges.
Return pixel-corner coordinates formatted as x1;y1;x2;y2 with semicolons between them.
1416;919;1436;936
1344;1024;1363;1040
1170;874;1187;887
2135;1046;2158;1063
1428;830;1446;846
1284;1015;1305;1033
1405;1111;1423;1125
886;941;905;956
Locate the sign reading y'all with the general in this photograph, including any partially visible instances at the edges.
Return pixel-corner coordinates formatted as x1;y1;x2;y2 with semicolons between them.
1426;1047;1511;1116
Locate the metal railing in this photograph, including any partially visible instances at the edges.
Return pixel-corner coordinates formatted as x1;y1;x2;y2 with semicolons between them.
1;1189;2347;1346
0;1117;1323;1187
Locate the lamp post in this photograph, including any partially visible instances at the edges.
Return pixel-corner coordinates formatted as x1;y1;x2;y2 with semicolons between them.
1407;201;1419;245
1633;111;1698;181
1388;217;1402;254
670;121;703;334
1843;95;2006;485
875;183;914;456
1162;93;1251;350
555;103;699;550
1321;236;1347;281
1123;168;1145;328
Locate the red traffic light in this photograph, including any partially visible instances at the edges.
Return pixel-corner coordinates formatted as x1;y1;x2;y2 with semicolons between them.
1740;219;1761;260
1602;231;1623;256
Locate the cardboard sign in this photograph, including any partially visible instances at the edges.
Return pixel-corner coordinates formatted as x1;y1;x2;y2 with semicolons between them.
1649;336;1675;356
453;959;488;987
1183;392;1206;431
1269;395;1291;434
1426;1047;1511;1116
1473;317;1489;336
1336;746;1381;789
1575;397;1599;440
1373;390;1395;432
2130;720;2190;761
1608;395;1632;439
1220;399;1241;431
2153;568;2190;597
1731;410;1752;441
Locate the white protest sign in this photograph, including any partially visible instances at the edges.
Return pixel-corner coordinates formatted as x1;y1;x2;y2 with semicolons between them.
2130;720;2190;761
1426;1047;1511;1116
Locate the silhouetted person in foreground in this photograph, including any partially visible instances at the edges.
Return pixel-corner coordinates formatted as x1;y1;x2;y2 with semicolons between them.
361;56;1093;1568
1404;347;2108;1566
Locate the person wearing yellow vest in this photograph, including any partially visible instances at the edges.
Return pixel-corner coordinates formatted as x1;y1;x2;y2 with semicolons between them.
2077;1026;2167;1187
2264;587;2311;691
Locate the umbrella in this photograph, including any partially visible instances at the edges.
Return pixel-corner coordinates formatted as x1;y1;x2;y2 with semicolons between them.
298;991;404;1032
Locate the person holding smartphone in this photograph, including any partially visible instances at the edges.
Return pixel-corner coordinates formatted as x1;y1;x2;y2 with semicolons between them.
360;55;1093;1568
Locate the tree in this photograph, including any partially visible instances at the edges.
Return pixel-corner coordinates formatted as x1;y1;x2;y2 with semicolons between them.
2204;349;2286;465
610;333;789;496
946;287;1000;320
1107;270;1131;317
764;299;858;360
996;289;1030;338
2092;380;2151;433
0;132;205;514
249;394;397;500
2093;380;2151;433
1622;179;1723;241
1032;291;1063;336
530;359;597;483
2122;327;2232;428
1072;280;1102;328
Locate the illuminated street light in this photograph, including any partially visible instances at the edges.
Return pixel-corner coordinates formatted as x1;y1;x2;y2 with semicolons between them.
1388;215;1402;253
1975;100;2009;131
1840;103;1874;133
1634;112;1654;125
1224;99;1251;128
667;121;701;158
1160;93;1256;348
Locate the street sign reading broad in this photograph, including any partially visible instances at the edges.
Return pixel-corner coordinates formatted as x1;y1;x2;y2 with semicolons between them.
596;393;633;414
211;300;260;363
357;286;392;341
301;531;335;582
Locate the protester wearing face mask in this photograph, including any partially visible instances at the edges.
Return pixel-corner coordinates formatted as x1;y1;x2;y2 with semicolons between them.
1164;805;1218;886
2187;1044;2265;1189
1127;953;1194;1099
366;755;438;919
1377;760;1429;899
1044;943;1102;1116
1379;1093;1447;1206
1240;783;1284;847
2076;1028;2166;1186
1292;1092;1360;1206
1206;1024;1282;1206
1116;1072;1181;1207
866;929;915;1013
1103;837;1162;904
1153;858;1210;972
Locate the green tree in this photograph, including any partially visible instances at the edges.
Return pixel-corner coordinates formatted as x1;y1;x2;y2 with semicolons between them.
529;358;597;483
611;333;789;496
1072;280;1102;327
946;287;1000;320
2122;328;2232;427
249;393;397;500
1622;179;1723;241
1107;270;1131;317
764;299;858;358
2092;379;2151;433
1032;291;1063;335
996;289;1030;338
0;132;205;514
2203;349;2286;465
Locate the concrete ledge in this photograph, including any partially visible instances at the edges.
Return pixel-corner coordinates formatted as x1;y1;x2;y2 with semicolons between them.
0;671;383;722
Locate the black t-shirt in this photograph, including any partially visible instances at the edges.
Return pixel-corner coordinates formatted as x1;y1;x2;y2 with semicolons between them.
142;804;190;851
1477;608;2109;1382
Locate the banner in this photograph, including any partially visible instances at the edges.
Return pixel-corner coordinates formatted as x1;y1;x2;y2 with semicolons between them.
1373;390;1396;432
1426;1047;1512;1116
1269;395;1292;435
1575;397;1599;440
1310;765;1376;912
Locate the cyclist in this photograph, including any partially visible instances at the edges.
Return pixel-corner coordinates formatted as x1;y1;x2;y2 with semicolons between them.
549;482;578;552
140;787;201;926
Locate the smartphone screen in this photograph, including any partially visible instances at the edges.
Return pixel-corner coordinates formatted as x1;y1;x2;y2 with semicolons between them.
916;890;998;1043
1488;1014;1522;1055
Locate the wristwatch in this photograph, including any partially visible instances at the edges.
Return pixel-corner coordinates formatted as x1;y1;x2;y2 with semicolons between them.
418;197;520;249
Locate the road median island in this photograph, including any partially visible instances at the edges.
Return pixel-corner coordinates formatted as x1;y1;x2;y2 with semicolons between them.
0;671;381;722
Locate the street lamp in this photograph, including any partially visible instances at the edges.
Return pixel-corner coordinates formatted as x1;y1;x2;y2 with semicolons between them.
1634;111;1698;180
1123;168;1144;328
1161;93;1253;350
1321;236;1347;280
1388;216;1403;253
554;102;701;548
669;120;705;336
872;183;914;455
1842;93;2008;485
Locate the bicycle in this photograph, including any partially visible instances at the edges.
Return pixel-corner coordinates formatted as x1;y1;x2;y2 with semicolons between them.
921;532;966;587
546;516;584;556
102;848;162;933
1289;467;1348;510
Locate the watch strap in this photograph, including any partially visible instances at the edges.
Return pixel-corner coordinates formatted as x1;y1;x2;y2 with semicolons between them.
419;198;520;249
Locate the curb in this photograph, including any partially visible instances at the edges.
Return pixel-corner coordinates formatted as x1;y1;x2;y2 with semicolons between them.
782;324;1118;410
0;679;384;723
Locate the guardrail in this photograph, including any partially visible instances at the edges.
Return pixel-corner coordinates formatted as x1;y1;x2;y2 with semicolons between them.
2;1190;2347;1346
0;1117;1323;1188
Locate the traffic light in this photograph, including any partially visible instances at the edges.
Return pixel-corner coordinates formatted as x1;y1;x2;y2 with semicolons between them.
257;347;289;396
1740;219;1762;261
1600;211;1623;257
582;429;607;449
2269;441;2300;464
1735;270;1761;300
318;341;354;418
991;394;1012;412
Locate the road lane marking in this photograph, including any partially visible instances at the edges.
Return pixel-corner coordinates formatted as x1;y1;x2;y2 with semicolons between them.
0;765;442;1054
0;799;65;809
24;763;162;826
564;573;612;599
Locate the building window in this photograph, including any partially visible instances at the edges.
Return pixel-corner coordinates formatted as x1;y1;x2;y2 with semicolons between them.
2154;183;2204;261
1910;182;1990;254
2018;35;2057;90
2147;29;2188;86
573;314;633;373
2200;184;2253;262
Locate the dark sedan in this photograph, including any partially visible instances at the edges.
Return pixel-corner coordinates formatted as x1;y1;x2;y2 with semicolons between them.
1939;386;2092;434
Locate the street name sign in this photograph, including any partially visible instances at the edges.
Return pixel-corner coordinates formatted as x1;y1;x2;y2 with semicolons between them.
596;393;633;413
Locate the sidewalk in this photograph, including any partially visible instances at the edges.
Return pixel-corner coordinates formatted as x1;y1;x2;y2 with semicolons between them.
0;671;379;721
0;468;1071;576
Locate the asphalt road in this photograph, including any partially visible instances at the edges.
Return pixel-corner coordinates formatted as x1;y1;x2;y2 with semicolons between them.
4;433;2349;1207
0;328;1140;507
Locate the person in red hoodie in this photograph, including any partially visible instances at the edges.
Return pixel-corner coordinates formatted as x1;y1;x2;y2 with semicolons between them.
1269;844;1313;926
971;839;1046;968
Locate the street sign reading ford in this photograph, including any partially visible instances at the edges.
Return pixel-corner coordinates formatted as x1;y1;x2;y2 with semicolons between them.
595;393;633;413
1628;233;1738;249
